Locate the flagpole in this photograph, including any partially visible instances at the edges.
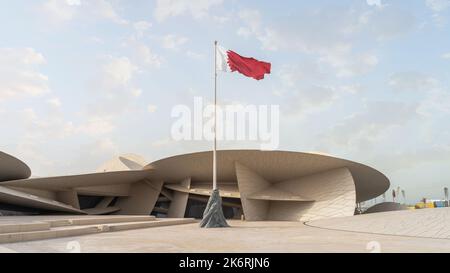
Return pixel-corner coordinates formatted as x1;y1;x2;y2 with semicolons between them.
213;40;218;191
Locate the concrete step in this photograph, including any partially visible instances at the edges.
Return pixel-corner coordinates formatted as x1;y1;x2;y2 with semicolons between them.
0;215;156;233
0;225;102;244
0;222;50;234
45;215;155;227
106;218;197;232
0;218;197;244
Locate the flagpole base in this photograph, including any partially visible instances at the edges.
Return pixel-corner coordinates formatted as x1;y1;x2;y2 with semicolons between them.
200;189;230;228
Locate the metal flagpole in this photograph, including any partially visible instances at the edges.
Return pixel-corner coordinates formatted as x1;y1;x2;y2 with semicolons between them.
199;41;229;228
213;40;218;191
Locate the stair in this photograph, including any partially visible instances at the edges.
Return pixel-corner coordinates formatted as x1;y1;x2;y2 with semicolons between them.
0;216;196;244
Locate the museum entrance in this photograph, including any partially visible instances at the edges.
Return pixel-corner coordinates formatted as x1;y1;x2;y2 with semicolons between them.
185;195;242;219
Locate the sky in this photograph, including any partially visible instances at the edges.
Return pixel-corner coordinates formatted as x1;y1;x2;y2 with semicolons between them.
1;0;450;204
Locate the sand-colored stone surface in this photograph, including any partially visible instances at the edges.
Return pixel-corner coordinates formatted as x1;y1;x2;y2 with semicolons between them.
308;207;450;239
1;212;450;252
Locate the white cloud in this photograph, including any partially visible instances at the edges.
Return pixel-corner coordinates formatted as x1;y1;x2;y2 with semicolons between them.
186;50;205;60
425;0;450;26
442;52;450;59
366;0;383;7
47;97;62;108
66;0;81;6
100;56;138;88
318;101;419;151
90;0;128;25
134;43;163;68
147;104;158;113
318;47;379;78
133;21;152;38
237;9;262;38
40;0;127;25
418;88;450;116
41;0;78;23
426;0;450;12
90;138;118;156
21;108;75;139
0;48;49;101
161;34;188;50
236;6;399;78
76;116;115;136
388;72;439;92
130;88;142;97
151;137;172;147
154;0;223;22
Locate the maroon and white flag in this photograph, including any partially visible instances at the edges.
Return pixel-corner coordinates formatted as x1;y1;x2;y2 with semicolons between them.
216;45;271;80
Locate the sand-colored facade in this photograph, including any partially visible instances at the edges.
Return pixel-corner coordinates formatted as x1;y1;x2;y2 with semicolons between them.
0;150;389;221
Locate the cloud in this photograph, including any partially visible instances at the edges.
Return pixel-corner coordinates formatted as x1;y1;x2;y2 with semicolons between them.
89;138;118;156
426;0;450;12
133;21;152;38
388;72;439;92
371;144;450;172
47;97;62;108
237;7;398;78
21;108;75;139
318;101;419;151
151;137;173;147
276;64;362;116
130;88;142;97
100;56;138;89
66;0;80;6
40;0;78;23
237;5;415;78
425;0;450;26
0;48;49;101
40;0;127;25
122;35;164;69
161;34;188;50
237;9;262;38
318;47;379;78
154;0;223;22
134;44;164;68
418;88;450;116
89;0;128;25
76;116;115;136
186;50;205;60
147;104;158;113
366;0;383;7
442;52;450;59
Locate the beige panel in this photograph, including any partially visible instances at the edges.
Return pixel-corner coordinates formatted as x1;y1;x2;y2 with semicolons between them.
145;150;389;202
96;154;148;172
235;162;271;220
0;151;31;182
167;178;191;218
164;182;240;199
270;167;356;221
3;170;152;191
84;206;120;215
115;180;163;215
7;186;56;200
0;185;85;214
95;196;115;209
56;190;80;209
75;184;130;196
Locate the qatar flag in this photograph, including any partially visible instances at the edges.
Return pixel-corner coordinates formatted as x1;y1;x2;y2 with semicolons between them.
216;45;271;80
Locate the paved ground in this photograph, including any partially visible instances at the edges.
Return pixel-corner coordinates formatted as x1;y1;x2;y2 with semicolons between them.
308;207;450;239
0;215;151;225
1;210;450;252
